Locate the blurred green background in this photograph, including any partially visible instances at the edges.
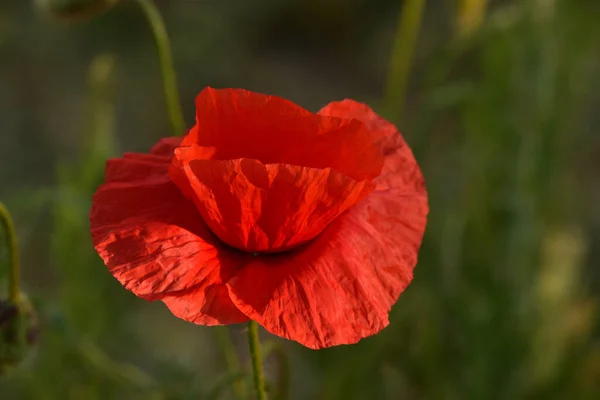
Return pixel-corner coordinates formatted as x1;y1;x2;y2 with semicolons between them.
1;0;600;398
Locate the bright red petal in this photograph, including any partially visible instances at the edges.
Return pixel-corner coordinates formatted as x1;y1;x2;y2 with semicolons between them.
183;87;384;181
319;99;424;192
226;101;428;348
91;139;250;325
170;146;375;252
226;189;426;348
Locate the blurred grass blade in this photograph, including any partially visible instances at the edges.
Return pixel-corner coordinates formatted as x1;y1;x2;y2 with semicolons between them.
213;326;244;399
383;0;426;124
259;341;290;400
78;339;156;390
531;228;590;386
81;54;118;186
206;371;247;400
52;53;118;336
272;345;290;400
456;0;488;38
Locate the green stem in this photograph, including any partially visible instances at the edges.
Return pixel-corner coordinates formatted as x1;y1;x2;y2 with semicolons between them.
247;321;267;400
136;0;186;136
384;0;427;124
0;202;20;303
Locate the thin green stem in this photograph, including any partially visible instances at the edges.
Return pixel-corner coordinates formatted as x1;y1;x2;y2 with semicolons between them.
136;0;186;136
383;0;427;124
247;321;267;400
0;202;20;303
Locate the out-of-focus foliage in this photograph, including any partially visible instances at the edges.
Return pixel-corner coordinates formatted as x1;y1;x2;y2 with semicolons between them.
1;0;599;399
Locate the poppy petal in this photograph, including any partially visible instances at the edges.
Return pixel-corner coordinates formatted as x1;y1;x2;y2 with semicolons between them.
91;143;250;325
226;188;426;348
161;284;248;325
319;99;424;192
105;155;171;184
226;102;428;348
183;87;384;181
149;136;182;156
170;146;375;252
104;137;181;184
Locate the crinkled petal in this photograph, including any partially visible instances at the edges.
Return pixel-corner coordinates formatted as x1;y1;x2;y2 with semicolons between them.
168;145;218;200
183;87;384;181
161;284;248;325
319;99;424;192
170;146;375;252
226;189;427;348
226;101;428;348
91;141;250;325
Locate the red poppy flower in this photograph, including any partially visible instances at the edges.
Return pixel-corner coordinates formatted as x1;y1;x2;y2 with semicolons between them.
90;87;428;349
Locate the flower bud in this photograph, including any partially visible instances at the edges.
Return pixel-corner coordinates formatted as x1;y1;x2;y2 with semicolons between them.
35;0;119;22
0;295;39;376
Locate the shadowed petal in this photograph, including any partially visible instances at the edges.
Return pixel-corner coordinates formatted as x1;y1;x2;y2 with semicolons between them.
150;136;182;156
161;284;248;325
91;140;250;325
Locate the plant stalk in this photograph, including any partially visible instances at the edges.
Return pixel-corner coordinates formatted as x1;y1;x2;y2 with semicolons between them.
0;202;20;303
136;0;186;136
247;321;267;400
